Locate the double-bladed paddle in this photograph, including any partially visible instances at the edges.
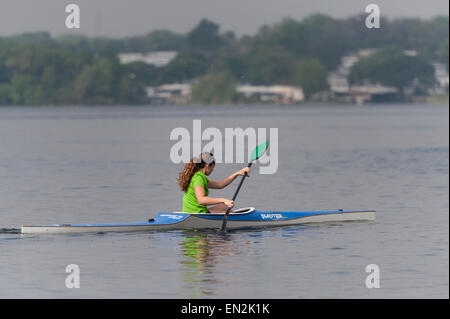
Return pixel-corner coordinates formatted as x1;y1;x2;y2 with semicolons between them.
220;141;269;232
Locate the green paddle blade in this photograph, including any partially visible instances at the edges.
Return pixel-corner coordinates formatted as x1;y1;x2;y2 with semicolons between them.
250;141;269;161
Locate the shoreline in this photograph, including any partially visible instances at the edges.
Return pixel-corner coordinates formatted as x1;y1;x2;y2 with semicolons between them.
0;98;448;108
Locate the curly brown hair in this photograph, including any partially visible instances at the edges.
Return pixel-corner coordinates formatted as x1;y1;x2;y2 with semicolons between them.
177;152;215;192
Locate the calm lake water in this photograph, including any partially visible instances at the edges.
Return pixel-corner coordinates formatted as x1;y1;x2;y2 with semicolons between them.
0;104;448;298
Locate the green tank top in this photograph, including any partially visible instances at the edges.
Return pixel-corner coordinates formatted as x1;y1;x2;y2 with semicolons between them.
182;171;209;213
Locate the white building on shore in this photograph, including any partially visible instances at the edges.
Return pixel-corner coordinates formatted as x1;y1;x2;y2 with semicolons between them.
146;83;191;104
327;48;431;103
118;51;177;67
146;83;304;105
236;85;305;104
431;62;449;94
328;54;359;94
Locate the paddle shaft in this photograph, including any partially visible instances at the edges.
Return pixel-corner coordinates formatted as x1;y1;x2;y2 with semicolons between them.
221;162;252;232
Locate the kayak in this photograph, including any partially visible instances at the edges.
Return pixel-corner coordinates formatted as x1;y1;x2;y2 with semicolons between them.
21;207;375;234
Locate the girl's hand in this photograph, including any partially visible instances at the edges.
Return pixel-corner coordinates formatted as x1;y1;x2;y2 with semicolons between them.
237;167;250;177
223;199;235;208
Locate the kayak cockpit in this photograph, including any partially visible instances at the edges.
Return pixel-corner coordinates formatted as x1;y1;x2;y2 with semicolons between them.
165;207;255;216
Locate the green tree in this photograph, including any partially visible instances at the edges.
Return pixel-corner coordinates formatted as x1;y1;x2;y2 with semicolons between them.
349;46;435;90
122;61;161;86
297;14;346;70
294;58;329;98
116;75;147;104
162;50;208;83
191;72;237;104
254;15;350;71
187;19;224;52
9;74;35;104
225;55;248;82
0;84;12;105
141;30;186;51
70;56;145;104
56;34;91;51
245;46;296;84
9;32;53;45
440;37;449;71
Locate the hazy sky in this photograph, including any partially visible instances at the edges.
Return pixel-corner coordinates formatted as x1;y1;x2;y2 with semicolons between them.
0;0;448;38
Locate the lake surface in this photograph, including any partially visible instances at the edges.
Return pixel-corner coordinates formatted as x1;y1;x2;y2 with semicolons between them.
0;104;448;298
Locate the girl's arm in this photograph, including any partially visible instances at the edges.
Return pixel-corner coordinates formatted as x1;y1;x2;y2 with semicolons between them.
194;186;234;208
208;167;250;189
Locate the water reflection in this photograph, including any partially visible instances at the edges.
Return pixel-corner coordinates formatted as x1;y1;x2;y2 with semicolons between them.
179;231;240;298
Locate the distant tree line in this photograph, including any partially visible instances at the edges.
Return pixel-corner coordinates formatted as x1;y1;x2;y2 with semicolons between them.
0;14;448;105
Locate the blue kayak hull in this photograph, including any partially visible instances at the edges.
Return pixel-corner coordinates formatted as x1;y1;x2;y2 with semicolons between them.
21;208;375;234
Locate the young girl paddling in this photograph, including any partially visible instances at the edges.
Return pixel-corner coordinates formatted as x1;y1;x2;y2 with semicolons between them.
177;152;250;214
